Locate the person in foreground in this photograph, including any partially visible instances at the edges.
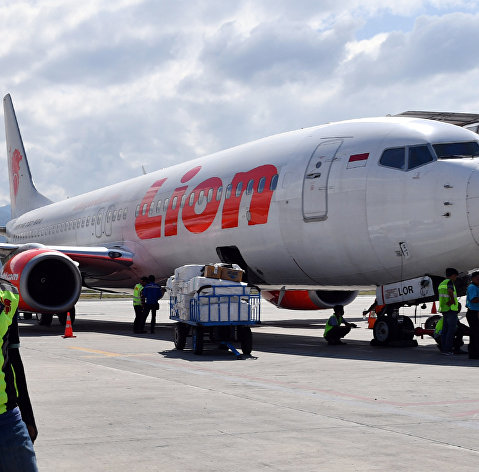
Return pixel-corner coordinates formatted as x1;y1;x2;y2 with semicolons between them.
466;271;479;359
324;305;357;345
0;281;38;471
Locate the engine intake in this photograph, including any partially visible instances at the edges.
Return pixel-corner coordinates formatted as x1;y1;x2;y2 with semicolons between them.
2;248;82;313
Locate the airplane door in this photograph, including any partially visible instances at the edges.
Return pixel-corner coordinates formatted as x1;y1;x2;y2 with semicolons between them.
95;207;104;238
302;139;342;220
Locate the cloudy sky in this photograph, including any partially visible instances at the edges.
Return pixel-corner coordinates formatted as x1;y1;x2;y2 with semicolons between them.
1;0;479;205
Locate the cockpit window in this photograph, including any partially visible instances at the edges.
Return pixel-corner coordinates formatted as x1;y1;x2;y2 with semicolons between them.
408;145;434;170
433;141;479;159
379;148;405;170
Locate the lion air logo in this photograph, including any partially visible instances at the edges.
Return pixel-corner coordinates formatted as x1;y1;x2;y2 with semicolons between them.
12;148;23;198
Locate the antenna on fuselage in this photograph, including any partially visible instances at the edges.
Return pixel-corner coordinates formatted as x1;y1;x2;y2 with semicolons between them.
142;165;147;175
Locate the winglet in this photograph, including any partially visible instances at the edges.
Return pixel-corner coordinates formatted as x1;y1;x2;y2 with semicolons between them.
3;94;52;219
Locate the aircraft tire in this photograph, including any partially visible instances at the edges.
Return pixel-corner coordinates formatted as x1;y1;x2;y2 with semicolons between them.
38;313;53;326
192;326;204;355
399;316;415;341
174;323;188;350
425;315;441;330
239;326;253;355
373;317;396;345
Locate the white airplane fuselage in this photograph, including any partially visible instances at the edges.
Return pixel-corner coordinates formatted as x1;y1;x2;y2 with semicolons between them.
6;117;479;291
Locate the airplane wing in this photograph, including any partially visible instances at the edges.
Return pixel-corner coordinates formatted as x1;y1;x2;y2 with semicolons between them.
395;111;479;128
0;243;134;279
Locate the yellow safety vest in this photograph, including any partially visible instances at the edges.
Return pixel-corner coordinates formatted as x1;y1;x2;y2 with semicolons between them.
324;314;343;337
133;284;143;306
438;279;459;312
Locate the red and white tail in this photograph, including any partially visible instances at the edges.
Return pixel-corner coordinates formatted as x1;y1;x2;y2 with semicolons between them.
3;94;52;219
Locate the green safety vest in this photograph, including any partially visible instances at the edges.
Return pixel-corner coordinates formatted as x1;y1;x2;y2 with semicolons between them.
324;314;343;337
438;278;459;312
133;283;143;306
0;286;20;415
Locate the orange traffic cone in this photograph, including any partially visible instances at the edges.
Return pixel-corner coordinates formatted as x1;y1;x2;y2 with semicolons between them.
431;302;437;314
62;312;76;338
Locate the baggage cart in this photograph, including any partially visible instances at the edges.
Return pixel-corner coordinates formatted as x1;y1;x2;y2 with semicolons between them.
169;284;261;357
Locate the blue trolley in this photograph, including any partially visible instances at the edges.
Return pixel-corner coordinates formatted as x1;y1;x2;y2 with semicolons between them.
169;284;261;356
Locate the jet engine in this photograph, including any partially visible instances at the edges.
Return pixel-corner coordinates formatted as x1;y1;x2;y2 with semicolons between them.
262;289;358;310
1;247;82;313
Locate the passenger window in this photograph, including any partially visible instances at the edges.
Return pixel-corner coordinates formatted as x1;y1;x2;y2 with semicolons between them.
258;177;266;193
97;214;102;225
156;200;162;213
135;204;140;217
181;195;187;208
270;174;279;191
379;148;406;170
198;190;204;205
107;212;111;223
86;216;90;227
172;196;178;210
142;203;148;216
82;217;86;227
207;188;213;202
216;187;223;201
112;210;117;222
235;182;243;197
225;184;232;199
117;209;123;220
189;193;195;206
408;145;434;170
246;179;254;195
163;198;169;211
123;208;127;219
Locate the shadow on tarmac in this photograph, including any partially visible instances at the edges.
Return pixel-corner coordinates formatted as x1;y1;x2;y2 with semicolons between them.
17;315;479;367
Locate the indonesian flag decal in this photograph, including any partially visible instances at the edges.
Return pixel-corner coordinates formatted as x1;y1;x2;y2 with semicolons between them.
347;152;369;168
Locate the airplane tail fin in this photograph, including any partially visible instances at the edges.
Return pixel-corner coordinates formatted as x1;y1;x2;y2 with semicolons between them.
3;94;52;219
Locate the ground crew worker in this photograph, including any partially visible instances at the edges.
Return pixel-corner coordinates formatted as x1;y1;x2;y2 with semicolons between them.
0;281;38;471
438;267;460;356
133;276;148;333
141;275;164;334
432;316;468;354
466;271;479;359
324;305;357;345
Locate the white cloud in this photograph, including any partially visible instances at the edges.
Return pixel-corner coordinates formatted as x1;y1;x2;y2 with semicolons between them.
1;0;479;207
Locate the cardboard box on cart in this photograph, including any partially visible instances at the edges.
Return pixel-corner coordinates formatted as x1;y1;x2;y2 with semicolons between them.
220;267;244;282
203;264;221;279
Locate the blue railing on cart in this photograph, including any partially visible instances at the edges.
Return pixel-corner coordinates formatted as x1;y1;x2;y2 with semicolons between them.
169;285;260;325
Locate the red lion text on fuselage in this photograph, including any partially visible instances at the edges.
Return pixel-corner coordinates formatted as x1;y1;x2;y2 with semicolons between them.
134;164;278;240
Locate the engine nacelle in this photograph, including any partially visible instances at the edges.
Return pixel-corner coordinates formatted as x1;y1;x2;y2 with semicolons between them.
262;289;358;310
1;248;82;313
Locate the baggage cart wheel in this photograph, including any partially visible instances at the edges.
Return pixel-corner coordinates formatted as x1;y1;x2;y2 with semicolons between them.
192;326;204;355
239;326;253;355
174;322;188;350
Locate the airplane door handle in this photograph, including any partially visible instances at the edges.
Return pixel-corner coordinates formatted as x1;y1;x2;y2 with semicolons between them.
306;172;321;179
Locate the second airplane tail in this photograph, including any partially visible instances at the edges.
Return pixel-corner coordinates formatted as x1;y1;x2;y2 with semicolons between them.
3;94;52;219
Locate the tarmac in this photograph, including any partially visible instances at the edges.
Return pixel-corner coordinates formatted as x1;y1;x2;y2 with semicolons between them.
17;296;479;471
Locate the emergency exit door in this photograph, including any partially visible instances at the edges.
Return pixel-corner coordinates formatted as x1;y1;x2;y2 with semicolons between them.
302;139;342;220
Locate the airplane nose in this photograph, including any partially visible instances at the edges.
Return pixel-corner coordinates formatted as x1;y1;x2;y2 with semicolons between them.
467;170;479;244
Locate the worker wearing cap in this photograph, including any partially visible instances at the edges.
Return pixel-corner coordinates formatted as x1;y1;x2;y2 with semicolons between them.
438;267;460;356
141;275;164;334
324;305;357;345
0;282;38;471
133;276;148;333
